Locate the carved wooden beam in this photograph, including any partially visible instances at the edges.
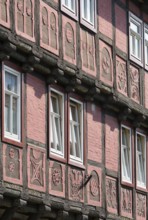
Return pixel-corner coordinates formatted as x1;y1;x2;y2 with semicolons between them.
118;108;132;121
57;211;69;220
133;114;146;128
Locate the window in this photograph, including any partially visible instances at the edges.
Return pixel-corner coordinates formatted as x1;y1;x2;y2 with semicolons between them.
121;126;132;183
80;0;97;31
136;133;146;188
49;87;85;166
129;12;143;65
4;65;21;142
50;89;64;157
144;24;148;69
70;99;83;164
61;0;78;20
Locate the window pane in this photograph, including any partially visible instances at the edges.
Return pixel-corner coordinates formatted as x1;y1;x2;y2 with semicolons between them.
137;135;145;185
50;91;63;155
131;21;139;33
5;94;10;132
5;72;17;93
90;0;94;23
12;97;18;135
145;31;148;41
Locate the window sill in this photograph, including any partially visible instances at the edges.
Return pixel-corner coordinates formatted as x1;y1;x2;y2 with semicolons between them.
49;152;67;163
136;184;147;192
68;159;85;170
80;18;97;33
61;4;78;21
2;136;24;148
130;54;143;67
121;179;134;188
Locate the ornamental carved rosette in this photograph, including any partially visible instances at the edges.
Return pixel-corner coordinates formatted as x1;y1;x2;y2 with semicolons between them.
3;144;22;185
49;161;65;198
130;65;140;103
62;15;76;65
99;40;113;87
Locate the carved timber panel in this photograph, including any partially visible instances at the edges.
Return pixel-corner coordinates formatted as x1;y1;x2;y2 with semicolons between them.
80;29;96;77
87;166;102;207
40;1;59;55
130;65;140;103
3;144;22;185
121;187;132;218
0;0;10;27
62;15;76;65
27;145;46;192
106;177;117;214
116;56;127;96
99;40;113;86
136;193;146;220
49;161;65;198
68;167;84;202
15;0;35;41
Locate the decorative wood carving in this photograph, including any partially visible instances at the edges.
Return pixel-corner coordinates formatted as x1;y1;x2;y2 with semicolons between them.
106;177;117;214
65;22;75;59
136;193;146;219
121;188;132;218
3;144;22;185
130;65;140;103
99;40;113;86
87;166;102;207
81;29;96;76
49;161;65;198
69;168;84;202
40;1;59;55
116;56;127;95
16;0;35;41
0;0;10;27
90;171;100;201
62;15;76;65
28;145;46;192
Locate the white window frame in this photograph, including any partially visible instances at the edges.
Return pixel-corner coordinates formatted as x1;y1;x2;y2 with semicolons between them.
69;98;83;164
80;0;97;32
129;12;143;66
121;125;132;183
144;23;148;70
136;132;146;188
49;88;64;158
4;65;21;142
61;0;78;20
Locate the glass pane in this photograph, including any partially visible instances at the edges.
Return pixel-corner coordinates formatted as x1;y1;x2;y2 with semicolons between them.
13;97;18;135
5;94;10;132
70;122;74;155
51;96;58;113
83;0;87;19
50;115;54;148
55;117;61;151
131;21;139;33
74;125;81;158
70;105;76;121
145;31;148;41
5;72;17;93
90;0;94;23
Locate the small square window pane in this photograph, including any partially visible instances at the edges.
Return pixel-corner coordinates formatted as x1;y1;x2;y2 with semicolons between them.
131;21;139;33
5;72;17;93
